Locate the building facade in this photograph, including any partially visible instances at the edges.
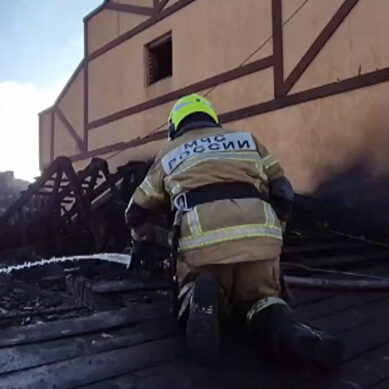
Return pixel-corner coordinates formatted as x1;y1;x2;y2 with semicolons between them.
39;0;389;223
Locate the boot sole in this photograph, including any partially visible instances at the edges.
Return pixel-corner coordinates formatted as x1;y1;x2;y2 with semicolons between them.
186;273;220;363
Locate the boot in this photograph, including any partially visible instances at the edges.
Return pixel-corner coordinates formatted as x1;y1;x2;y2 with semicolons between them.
186;273;220;363
248;297;344;367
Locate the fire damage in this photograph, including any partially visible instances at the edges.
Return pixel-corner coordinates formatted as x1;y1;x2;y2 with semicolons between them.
0;157;388;388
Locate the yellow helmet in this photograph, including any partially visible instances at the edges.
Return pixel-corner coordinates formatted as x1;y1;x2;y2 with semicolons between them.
168;93;219;140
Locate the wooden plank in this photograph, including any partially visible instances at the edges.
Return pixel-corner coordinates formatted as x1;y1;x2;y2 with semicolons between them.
0;305;83;320
297;340;389;389
0;317;177;374
80;374;136;388
91;279;169;293
289;298;389;387
81;363;219;389
351;263;389;277
100;349;298;389
309;297;389;334
116;362;210;389
320;301;389;362
83;353;292;389
291;288;338;306
283;242;365;255
0;304;168;347
80;319;301;389
295;251;388;270
86;313;385;389
288;300;389;388
0;336;185;389
121;289;170;305
295;291;388;321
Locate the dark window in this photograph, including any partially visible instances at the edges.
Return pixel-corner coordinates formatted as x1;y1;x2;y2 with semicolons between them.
146;33;172;85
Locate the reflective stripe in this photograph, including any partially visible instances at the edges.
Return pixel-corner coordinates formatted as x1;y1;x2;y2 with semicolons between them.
194;207;203;234
179;223;282;251
139;178;164;201
263;154;278;170
262;154;274;163
246;297;287;322
172;151;262;177
186;212;193;235
186;207;202;236
255;160;268;182
173;100;193;113
263;201;269;224
264;202;275;226
266;160;278;170
165;151;263;195
269;203;276;226
166;181;182;198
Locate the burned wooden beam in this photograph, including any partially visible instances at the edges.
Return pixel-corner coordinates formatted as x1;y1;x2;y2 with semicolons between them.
0;317;177;375
0;305;84;321
0;155;156;265
0;336;184;389
91;279;170;294
0;305;169;348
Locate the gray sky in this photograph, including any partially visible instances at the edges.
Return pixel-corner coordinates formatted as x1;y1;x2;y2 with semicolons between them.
0;0;102;180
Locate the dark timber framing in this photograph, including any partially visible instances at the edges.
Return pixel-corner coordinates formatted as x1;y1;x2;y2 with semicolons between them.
70;66;389;163
70;131;166;163
272;0;284;98
281;0;359;95
157;0;170;13
42;0;389;166
88;55;274;130
219;66;389;123
88;0;195;61
55;108;85;152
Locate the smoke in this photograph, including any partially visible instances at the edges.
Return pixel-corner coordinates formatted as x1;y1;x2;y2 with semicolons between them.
0;80;65;181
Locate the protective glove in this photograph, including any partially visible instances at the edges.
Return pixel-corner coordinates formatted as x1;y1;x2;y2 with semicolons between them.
269;177;294;221
125;200;149;228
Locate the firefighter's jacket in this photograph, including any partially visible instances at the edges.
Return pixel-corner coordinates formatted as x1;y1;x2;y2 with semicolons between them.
130;126;285;267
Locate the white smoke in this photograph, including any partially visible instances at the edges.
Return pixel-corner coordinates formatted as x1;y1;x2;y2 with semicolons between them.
0;80;67;181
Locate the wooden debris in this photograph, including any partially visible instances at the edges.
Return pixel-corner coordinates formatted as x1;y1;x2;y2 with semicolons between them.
0;317;177;374
0;337;185;389
0;304;169;347
91;279;169;293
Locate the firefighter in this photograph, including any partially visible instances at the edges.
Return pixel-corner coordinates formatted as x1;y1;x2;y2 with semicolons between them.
125;93;344;366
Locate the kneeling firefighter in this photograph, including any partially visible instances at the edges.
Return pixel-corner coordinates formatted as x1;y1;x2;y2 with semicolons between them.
125;93;344;365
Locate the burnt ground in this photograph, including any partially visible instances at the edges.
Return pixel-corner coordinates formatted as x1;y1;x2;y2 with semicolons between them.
0;228;388;388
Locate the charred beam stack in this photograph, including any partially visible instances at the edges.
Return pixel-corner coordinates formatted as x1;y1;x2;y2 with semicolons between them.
0;157;151;262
